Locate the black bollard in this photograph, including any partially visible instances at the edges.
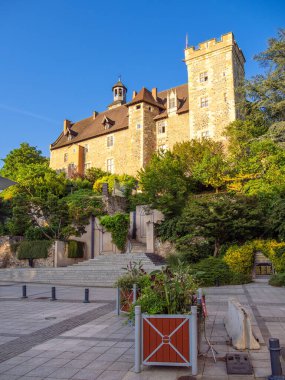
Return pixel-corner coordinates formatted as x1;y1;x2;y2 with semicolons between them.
83;288;90;303
268;338;285;380
50;286;57;301
22;285;27;299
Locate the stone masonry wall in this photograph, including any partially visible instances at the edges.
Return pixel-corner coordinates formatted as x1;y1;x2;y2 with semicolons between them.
156;112;190;151
185;32;245;142
0;236;55;268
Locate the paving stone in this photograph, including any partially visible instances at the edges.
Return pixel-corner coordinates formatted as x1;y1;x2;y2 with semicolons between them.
24;366;57;377
107;361;133;371
71;368;104;380
5;365;37;376
42;358;72;367
85;361;111;371
63;359;93;369
46;366;80;379
96;370;128;380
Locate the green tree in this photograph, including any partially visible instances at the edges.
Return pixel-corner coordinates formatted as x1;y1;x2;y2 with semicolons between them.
244;29;285;123
0;143;48;180
138;151;193;216
176;194;267;256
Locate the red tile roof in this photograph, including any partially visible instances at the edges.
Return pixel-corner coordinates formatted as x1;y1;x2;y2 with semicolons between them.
50;83;189;150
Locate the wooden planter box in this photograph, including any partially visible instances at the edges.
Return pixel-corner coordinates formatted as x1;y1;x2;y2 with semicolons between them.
120;288;134;313
142;314;192;366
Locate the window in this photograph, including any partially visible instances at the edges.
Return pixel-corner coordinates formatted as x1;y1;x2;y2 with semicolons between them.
84;144;89;153
73;148;76;153
107;158;114;173
158;121;166;134
200;97;208;108
148;106;153;111
64;153;68;162
136;105;141;110
200;71;208;82
201;130;210;138
84;162;91;172
119;88;122;96
136;124;142;129
107;135;114;147
67;134;73;141
169;98;176;109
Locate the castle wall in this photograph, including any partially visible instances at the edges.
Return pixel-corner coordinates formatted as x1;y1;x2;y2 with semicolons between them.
185;32;245;141
156;112;189;151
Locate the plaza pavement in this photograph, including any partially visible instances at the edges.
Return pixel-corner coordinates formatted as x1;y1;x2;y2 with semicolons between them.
0;280;284;379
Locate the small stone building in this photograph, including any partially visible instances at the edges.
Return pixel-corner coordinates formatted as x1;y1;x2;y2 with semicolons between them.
50;32;245;177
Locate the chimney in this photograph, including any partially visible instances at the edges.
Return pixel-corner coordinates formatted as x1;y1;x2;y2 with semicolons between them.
152;88;157;100
63;119;71;135
132;90;137;99
93;111;98;120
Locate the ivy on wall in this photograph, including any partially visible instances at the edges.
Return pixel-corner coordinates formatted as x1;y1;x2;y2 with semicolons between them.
68;240;85;258
100;213;130;252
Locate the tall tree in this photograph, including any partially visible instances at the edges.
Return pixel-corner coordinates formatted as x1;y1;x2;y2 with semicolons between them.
244;29;285;123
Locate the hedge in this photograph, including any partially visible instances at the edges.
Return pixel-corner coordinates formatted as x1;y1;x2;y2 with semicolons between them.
68;240;85;258
224;240;285;275
17;240;52;260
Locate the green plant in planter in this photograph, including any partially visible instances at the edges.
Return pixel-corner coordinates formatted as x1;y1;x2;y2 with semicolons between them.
115;260;150;290
130;264;198;319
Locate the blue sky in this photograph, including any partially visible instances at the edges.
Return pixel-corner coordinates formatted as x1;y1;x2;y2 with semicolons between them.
0;0;284;164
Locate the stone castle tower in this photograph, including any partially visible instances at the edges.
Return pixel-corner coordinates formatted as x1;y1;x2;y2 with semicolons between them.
184;32;245;141
50;32;245;177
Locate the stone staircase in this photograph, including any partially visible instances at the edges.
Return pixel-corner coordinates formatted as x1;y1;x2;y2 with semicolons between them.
0;253;164;287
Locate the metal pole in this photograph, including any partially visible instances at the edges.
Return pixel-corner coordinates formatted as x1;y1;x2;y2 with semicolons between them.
135;305;142;373
197;288;202;301
22;285;27;299
268;338;283;378
133;284;137;304
116;287;120;315
191;306;198;376
83;288;90;303
50;286;57;301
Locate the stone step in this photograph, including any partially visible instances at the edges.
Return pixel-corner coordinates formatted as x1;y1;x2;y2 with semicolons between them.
0;252;162;287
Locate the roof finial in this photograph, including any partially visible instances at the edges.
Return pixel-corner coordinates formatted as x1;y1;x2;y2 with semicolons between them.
118;74;121;82
185;33;188;49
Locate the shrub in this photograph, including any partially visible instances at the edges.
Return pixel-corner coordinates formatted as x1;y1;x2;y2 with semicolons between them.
223;244;254;275
94;174;137;197
100;213;129;251
269;273;285;287
68;240;84;258
192;257;233;287
17;240;52;260
175;235;212;263
224;240;285;275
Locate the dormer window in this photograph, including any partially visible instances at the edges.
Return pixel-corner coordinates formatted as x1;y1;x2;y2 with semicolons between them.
167;90;177;112
102;116;115;130
169;98;175;109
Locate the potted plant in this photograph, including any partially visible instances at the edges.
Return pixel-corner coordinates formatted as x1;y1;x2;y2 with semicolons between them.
132;263;199;374
115;261;150;313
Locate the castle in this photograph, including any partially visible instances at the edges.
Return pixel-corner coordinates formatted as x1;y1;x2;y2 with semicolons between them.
50;32;245;177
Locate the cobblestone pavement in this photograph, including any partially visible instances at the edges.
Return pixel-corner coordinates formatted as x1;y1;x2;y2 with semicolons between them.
0;280;284;379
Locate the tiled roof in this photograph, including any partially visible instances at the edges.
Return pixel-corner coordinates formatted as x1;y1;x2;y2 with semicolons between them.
127;87;165;109
50;83;189;150
50;105;128;150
